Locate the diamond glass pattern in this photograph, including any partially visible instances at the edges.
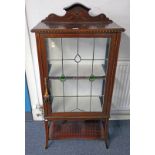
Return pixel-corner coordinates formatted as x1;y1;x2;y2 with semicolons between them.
74;53;81;63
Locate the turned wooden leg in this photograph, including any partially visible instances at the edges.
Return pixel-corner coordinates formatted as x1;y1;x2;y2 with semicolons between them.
44;119;49;149
104;118;109;149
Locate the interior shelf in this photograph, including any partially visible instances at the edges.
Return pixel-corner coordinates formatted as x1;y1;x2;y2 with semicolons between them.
51;96;103;112
48;62;106;78
49;79;105;97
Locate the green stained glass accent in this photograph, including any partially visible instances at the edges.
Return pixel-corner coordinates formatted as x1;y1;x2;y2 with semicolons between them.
89;74;96;81
59;74;66;82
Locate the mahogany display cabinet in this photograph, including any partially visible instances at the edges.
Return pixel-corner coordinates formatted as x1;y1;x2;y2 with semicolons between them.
31;3;125;149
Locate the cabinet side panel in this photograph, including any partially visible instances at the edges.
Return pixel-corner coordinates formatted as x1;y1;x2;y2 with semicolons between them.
102;33;121;116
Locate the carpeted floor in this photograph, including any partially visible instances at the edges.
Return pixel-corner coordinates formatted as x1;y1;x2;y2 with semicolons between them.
25;120;130;155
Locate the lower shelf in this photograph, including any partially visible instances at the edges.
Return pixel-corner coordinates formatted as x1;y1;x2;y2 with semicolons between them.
49;120;105;140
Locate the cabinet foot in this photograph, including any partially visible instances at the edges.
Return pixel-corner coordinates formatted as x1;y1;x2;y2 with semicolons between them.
104;118;109;149
105;140;109;149
44;120;49;149
45;145;48;149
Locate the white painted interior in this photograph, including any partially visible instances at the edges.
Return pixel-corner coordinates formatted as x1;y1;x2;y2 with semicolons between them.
25;0;130;120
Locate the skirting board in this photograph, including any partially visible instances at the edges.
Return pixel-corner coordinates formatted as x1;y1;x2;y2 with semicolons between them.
110;114;130;120
25;112;33;121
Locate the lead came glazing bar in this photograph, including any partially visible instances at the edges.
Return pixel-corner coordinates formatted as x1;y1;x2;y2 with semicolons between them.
61;38;65;112
90;38;96;111
61;38;64;75
71;38;85;112
63;81;65;112
51;76;105;79
76;38;79;110
48;58;106;61
50;95;104;97
91;38;95;74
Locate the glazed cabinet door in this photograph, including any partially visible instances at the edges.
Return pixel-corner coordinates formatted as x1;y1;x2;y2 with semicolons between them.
41;36;112;114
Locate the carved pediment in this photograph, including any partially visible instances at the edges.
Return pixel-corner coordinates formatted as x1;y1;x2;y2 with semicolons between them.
42;3;112;25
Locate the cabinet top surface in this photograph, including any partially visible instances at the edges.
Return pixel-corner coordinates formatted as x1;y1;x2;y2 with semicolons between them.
31;3;125;33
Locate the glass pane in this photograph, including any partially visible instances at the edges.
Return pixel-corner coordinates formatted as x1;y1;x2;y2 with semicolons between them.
49;79;77;96
92;79;104;96
78;79;91;96
63;38;77;59
93;60;106;76
94;38;110;60
48;61;62;77
64;80;77;96
79;38;93;59
63;60;77;76
49;79;63;96
78;61;92;77
78;60;106;77
45;38;62;60
52;97;77;112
